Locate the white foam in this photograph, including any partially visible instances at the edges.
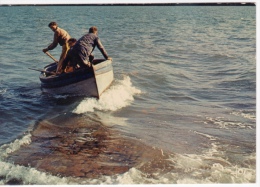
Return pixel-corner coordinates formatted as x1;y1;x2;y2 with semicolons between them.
168;152;256;184
90;153;254;184
73;76;141;114
103;168;146;184
231;111;256;121
0;133;31;159
194;131;217;141
0;88;7;95
205;116;253;129
0;161;69;185
0;133;71;185
159;130;256;184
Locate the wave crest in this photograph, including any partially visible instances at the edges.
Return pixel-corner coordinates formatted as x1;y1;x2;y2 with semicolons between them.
73;76;141;114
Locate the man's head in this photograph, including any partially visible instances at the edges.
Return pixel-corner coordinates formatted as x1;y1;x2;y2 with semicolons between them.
68;38;77;47
89;26;98;35
48;22;58;32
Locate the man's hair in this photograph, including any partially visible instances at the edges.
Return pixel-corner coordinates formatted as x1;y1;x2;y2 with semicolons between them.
89;26;98;33
68;38;77;43
48;22;57;27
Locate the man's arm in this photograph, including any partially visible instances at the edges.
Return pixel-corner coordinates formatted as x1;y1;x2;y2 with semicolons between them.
96;37;109;59
43;32;59;52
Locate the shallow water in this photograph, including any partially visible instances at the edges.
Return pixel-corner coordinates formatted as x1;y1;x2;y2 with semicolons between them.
0;5;256;184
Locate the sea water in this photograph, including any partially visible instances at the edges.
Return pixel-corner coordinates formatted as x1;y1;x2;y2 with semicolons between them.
0;5;256;185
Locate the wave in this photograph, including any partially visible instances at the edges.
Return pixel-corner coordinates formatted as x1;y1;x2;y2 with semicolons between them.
0;134;69;185
206;117;252;129
0;134;31;159
0;161;69;185
168;153;255;184
78;136;256;184
0;127;255;184
231;110;256;121
73;76;141;114
204;114;255;130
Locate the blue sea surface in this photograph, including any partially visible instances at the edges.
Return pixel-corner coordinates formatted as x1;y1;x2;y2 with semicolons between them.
0;5;256;184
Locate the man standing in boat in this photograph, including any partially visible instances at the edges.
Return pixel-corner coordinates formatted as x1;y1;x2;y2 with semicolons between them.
42;22;71;74
61;38;78;73
70;26;112;68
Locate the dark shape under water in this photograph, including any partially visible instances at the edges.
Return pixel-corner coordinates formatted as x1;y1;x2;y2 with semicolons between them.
7;114;174;179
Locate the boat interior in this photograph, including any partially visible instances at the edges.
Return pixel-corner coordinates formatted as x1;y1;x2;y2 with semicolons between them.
42;59;107;77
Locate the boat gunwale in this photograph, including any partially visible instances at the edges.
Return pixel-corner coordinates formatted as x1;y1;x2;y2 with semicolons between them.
39;59;113;90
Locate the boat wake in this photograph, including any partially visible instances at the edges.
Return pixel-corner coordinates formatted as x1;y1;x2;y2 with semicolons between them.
73;75;141;114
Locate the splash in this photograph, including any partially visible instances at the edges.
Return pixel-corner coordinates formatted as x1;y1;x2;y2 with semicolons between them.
0;161;69;185
0;133;70;185
0;133;31;159
73;76;141;114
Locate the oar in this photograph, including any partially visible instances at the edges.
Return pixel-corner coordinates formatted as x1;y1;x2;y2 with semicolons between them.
45;51;59;63
28;67;56;75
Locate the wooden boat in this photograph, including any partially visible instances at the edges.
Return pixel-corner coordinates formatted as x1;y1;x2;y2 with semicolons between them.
39;59;114;98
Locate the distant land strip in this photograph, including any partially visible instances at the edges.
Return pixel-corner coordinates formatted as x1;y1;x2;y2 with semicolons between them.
0;3;256;7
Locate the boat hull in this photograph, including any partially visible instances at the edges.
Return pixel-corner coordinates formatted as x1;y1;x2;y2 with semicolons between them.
39;59;113;98
41;77;98;96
